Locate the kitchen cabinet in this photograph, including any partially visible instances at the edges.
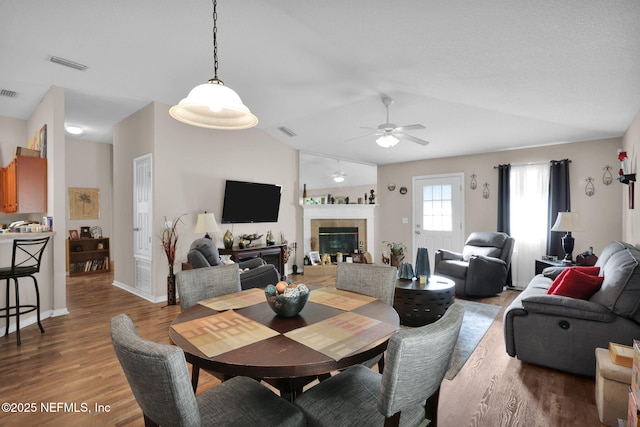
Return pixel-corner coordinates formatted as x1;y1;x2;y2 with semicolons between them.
0;156;47;213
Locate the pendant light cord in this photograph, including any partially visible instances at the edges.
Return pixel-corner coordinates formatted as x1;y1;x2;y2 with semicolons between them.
211;0;222;84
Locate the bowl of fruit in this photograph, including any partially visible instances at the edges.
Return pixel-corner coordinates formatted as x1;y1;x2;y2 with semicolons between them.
265;281;310;317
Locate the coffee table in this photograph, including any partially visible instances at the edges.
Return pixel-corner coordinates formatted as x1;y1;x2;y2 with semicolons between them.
393;275;456;327
169;286;399;401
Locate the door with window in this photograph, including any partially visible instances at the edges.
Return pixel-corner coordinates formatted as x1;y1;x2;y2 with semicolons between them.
413;174;464;271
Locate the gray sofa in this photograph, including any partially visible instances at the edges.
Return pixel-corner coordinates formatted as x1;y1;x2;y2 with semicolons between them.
187;238;280;290
504;241;640;376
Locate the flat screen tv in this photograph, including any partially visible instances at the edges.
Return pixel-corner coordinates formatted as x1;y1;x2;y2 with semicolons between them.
221;180;282;224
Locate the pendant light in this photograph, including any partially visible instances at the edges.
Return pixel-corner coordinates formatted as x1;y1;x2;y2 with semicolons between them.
169;0;258;130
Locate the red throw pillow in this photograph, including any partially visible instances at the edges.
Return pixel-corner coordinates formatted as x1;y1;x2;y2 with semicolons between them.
546;266;600;295
550;268;604;299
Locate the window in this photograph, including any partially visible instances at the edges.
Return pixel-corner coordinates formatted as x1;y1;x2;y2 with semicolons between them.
422;184;453;231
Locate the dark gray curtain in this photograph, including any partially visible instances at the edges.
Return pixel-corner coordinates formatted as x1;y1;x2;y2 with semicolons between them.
496;164;512;286
547;159;571;257
497;164;511;234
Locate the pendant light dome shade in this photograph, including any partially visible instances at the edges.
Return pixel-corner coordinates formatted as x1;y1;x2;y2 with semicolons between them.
170;79;258;130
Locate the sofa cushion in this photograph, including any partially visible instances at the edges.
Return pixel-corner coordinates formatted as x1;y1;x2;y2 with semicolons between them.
435;260;468;279
591;248;640;322
547;266;600;294
550;268;604;299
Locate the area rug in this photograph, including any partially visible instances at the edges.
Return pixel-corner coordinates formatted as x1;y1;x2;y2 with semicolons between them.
445;299;501;380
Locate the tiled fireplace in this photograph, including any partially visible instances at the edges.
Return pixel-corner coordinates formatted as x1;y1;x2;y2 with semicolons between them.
302;204;376;262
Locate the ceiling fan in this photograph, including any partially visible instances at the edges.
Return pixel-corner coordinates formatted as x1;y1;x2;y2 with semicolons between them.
331;159;346;183
358;95;429;148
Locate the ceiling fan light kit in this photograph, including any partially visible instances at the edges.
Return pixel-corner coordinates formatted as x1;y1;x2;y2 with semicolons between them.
376;134;399;148
170;0;257;130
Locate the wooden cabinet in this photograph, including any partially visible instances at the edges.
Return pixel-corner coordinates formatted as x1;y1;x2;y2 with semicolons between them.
0;156;47;213
66;238;110;276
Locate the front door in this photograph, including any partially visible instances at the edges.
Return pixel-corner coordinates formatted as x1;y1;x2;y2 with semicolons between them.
412;174;464;272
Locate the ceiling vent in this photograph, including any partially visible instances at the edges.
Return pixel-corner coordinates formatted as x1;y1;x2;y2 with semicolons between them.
50;56;88;71
277;126;296;137
0;89;17;98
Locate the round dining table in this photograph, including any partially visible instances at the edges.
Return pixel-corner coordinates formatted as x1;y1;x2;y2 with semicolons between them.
169;286;399;401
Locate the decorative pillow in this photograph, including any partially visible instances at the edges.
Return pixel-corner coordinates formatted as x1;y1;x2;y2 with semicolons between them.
550;268;604;299
547;266;600;294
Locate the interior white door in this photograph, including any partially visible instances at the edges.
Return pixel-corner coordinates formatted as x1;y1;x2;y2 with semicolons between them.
412;174;464;272
134;154;152;291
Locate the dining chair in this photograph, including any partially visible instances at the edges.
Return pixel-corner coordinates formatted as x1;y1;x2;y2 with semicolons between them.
336;262;397;305
0;237;50;345
110;314;306;427
175;264;242;390
335;262;397;371
175;264;242;312
295;302;464;427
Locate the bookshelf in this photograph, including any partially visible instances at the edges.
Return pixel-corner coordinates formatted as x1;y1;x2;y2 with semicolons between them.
66;237;110;276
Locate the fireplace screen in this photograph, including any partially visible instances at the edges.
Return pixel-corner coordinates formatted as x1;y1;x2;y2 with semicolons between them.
319;227;359;255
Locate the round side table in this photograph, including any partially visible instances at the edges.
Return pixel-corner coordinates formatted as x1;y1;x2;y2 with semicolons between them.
393;275;455;327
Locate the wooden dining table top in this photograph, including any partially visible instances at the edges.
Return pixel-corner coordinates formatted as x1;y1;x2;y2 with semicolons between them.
169;286;400;381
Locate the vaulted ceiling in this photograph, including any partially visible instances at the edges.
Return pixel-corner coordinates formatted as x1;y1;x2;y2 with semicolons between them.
1;0;638;165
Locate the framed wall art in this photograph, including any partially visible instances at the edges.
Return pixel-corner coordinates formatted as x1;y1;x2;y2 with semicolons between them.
68;187;100;220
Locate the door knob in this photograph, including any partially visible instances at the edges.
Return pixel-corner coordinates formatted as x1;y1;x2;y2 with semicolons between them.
133;227;141;231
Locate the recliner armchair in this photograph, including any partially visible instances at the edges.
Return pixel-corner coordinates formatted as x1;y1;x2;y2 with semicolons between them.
187;238;280;289
434;231;515;297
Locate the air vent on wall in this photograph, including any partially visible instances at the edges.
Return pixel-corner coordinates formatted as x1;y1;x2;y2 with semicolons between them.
50;56;89;71
0;89;17;98
277;126;297;137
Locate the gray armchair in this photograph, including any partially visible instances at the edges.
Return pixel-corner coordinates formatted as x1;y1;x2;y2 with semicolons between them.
434;231;515;297
187;238;280;289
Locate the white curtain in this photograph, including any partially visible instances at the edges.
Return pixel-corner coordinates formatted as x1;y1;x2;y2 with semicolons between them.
509;164;549;289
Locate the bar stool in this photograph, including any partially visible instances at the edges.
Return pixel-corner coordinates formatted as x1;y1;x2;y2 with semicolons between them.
0;237;50;345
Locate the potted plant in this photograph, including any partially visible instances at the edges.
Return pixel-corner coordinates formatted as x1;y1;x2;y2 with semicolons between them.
384;241;406;267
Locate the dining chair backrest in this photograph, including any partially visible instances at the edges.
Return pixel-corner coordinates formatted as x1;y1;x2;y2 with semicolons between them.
336;263;397;305
110;314;201;426
377;302;464;418
175;264;242;312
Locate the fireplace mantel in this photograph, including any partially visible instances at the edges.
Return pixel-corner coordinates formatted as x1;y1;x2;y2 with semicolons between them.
302;204;377;262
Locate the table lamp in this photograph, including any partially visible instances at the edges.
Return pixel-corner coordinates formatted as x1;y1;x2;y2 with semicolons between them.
550;211;584;263
194;211;221;240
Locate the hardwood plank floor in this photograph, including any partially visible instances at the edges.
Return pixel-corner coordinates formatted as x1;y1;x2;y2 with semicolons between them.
0;273;604;426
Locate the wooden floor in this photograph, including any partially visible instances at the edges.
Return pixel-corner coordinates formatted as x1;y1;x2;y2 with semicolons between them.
0;272;603;426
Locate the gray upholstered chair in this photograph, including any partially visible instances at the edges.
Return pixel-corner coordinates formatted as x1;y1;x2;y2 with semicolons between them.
434;231;515;297
187;238;280;289
295;303;464;427
175;264;242;389
176;264;242;312
110;314;305;427
335;262;398;372
336;262;397;305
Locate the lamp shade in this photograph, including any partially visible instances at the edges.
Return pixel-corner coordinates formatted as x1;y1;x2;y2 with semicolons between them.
194;212;221;238
376;134;399;148
550;211;585;232
169;80;258;130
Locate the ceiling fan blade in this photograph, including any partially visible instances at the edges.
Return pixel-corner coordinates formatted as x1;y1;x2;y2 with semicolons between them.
394;124;425;132
344;132;379;142
396;132;429;146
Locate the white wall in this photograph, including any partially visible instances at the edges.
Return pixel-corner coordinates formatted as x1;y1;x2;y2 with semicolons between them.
377;137;623;265
64;138;113;245
113;102;299;301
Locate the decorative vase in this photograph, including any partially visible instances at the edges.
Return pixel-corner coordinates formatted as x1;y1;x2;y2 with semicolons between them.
223;229;234;249
266;230;276;246
167;265;176;306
